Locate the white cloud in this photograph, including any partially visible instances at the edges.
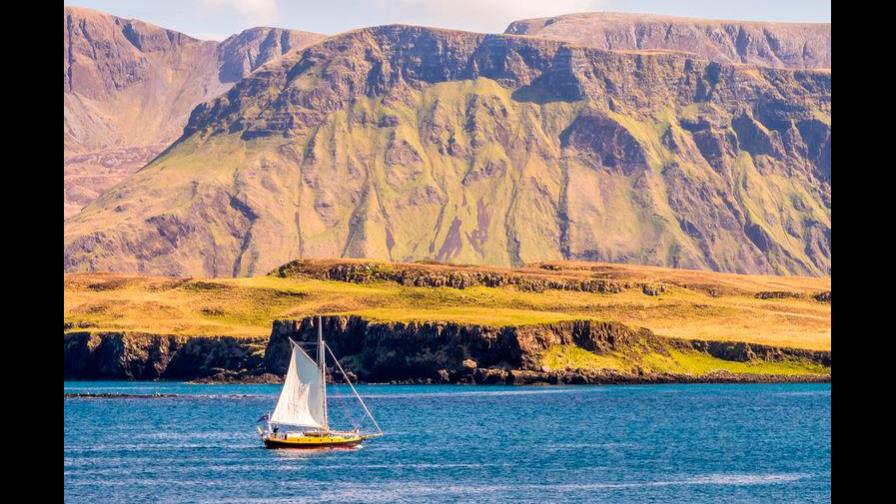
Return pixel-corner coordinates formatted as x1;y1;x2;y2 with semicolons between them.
192;32;232;42
202;0;279;26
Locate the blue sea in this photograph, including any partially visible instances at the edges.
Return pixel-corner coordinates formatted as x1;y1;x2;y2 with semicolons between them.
64;382;831;503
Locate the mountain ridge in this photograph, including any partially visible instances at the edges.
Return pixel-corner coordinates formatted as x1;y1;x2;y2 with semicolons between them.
504;11;831;69
63;6;325;218
64;23;831;277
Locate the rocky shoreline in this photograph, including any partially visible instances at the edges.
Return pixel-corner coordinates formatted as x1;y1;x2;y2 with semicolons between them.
64;316;831;385
191;368;831;385
66;372;831;387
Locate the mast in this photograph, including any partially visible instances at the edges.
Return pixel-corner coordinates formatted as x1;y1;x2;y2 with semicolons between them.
269;338;328;430
317;315;328;431
326;342;383;436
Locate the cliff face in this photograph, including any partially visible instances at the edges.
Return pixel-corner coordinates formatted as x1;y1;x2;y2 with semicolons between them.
505;12;831;69
63;316;830;383
65;24;831;276
264;316;830;384
63;6;324;218
274;259;626;293
63;332;268;380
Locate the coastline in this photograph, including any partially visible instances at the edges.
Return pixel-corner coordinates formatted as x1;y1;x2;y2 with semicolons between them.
64;373;831;389
64;316;830;386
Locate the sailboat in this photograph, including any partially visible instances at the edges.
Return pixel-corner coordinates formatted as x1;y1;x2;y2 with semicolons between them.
258;316;383;449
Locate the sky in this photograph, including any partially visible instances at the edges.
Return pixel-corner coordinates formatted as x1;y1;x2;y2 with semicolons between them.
64;0;831;41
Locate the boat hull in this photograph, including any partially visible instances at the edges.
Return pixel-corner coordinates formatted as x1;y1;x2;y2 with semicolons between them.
262;432;364;449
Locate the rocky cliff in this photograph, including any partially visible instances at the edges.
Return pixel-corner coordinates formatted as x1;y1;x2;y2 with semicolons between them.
64;24;831;276
264;316;830;384
61;315;830;383
63;331;269;380
505;12;831;69
265;317;669;382
63;6;324;218
274;259;627;293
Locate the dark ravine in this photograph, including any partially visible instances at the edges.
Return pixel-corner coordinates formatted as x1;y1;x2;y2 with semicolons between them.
64;317;830;384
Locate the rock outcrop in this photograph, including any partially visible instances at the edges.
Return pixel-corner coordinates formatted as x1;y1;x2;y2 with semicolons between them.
274;259;625;293
63;315;830;383
505;12;830;69
263;316;830;384
63;6;324;218
63;331;268;380
65;24;831;277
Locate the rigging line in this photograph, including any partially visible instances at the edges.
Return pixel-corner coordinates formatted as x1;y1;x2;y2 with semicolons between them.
333;386;362;431
326;343;383;435
326;343;380;434
317;316;328;431
310;324;359;430
287;338;317;362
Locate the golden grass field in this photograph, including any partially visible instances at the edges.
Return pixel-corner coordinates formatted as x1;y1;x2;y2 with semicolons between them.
63;260;831;352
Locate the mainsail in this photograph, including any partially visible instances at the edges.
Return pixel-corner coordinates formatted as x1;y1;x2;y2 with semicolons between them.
269;341;328;430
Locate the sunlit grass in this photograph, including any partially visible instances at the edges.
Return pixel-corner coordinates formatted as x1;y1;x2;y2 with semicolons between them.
541;345;829;376
640;350;830;376
64;261;831;351
542;345;628;372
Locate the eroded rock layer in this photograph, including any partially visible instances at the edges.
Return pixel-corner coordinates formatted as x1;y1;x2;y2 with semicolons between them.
63;6;324;218
65;25;831;276
63;316;830;383
505;12;830;69
266;316;830;384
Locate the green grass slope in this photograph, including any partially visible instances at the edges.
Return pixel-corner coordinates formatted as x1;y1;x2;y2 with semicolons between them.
64;259;831;351
65;26;831;277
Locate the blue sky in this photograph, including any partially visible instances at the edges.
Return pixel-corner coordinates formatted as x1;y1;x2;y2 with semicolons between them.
65;0;831;40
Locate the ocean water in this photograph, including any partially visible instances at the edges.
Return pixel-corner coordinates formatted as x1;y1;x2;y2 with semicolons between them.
64;382;831;503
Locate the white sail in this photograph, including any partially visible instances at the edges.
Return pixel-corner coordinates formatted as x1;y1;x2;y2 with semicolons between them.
269;342;327;430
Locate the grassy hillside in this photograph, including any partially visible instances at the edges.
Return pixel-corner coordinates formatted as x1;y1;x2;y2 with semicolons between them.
64;260;831;351
64;7;324;218
65;25;831;277
541;345;828;376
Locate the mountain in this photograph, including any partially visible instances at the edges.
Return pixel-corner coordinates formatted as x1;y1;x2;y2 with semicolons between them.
64;24;831;277
63;6;325;218
505;12;831;69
